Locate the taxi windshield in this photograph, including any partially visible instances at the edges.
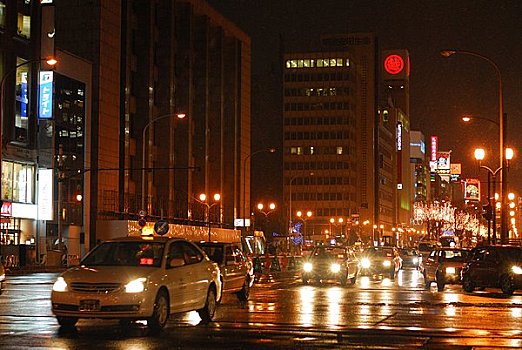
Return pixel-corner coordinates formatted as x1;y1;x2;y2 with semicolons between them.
312;246;346;259
81;241;165;267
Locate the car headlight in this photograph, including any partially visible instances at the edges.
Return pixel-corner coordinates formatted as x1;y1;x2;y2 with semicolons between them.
512;266;522;275
446;267;456;275
330;263;341;273
52;277;68;292
125;278;147;293
412;257;419;264
382;260;392;267
303;262;313;272
361;258;371;269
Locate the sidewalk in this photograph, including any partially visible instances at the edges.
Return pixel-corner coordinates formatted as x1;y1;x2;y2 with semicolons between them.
5;265;67;276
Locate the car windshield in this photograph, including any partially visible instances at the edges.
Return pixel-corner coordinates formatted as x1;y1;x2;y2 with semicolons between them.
312;246;346;259
400;249;416;256
81;241;165;267
363;248;393;258
197;243;224;264
442;250;471;262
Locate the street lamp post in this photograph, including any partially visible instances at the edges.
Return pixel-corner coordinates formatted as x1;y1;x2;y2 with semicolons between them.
197;193;220;241
141;113;186;213
242;147;276;236
0;57;57;200
441;49;508;242
296;210;312;243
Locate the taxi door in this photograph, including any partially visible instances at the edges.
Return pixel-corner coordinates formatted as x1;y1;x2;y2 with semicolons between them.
164;241;190;312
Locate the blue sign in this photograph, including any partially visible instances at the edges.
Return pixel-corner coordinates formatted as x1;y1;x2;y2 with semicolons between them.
38;71;54;119
20;72;28;118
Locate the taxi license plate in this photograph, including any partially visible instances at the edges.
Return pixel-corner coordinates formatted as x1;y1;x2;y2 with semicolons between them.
79;299;100;311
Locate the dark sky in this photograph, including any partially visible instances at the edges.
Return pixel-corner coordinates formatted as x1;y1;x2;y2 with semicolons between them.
207;0;522;202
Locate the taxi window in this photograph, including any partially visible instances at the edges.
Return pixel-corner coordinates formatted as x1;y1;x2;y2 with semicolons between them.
181;242;203;265
81;241;164;267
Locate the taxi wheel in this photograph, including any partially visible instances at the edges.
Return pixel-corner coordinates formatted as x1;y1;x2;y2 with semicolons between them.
389;269;395;280
216;277;224;304
462;276;475;293
57;316;78;328
198;287;217;324
148;290;169;332
500;274;515;295
423;272;431;289
237;276;250;302
340;274;348;286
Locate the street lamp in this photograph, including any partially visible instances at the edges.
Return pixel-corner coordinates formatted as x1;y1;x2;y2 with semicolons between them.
0;56;57;200
197;193;220;241
141;113;186;212
474;148;514;244
441;49;508;242
242;147;276;235
296;210;312;243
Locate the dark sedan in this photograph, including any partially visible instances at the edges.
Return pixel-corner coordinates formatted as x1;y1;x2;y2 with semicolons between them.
461;245;522;295
301;245;359;286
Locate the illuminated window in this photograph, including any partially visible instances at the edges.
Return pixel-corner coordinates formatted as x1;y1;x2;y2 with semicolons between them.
0;1;6;28
15;57;30;143
17;0;31;39
336;147;343;155
1;161;34;203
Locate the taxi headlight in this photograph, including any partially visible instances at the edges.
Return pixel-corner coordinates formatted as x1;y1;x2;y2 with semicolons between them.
412;257;419;264
446;267;456;275
330;263;341;273
303;262;313;272
125;278;147;293
52;277;68;292
512;266;522;275
382;260;392;267
361;258;371;269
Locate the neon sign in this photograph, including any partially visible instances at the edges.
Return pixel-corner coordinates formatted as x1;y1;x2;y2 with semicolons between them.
384;54;405;75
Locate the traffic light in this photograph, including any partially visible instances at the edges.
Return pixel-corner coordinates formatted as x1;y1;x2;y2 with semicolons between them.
482;203;493;221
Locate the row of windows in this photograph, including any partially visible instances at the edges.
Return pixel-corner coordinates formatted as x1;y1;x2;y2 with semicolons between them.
291;192;356;202
285;58;350;69
289;146;348;156
285;72;350;83
284;102;352;112
284;87;352;97
286;176;355;186
1;161;34;203
284;130;355;141
285;161;356;171
284;116;355;127
0;1;31;38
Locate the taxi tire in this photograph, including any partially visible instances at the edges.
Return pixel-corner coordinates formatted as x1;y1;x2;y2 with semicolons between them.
148;290;169;332
436;272;445;291
198;286;217;324
462;276;475;293
500;274;515;295
350;273;357;285
389;269;395;280
340;274;348;286
57;316;78;328
423;272;431;289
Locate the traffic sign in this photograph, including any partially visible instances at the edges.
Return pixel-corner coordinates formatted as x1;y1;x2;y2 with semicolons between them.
138;218;147;227
138;210;147;217
154;220;169;236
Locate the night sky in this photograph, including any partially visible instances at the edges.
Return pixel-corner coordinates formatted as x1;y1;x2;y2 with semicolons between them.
207;0;522;204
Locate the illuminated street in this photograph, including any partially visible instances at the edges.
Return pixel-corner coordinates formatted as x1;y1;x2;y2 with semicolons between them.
1;270;522;349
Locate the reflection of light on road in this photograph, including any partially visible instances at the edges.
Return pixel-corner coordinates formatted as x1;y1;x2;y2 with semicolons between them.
327;288;342;327
411;270;420;287
186;311;202;325
379;291;392;304
443;292;459;304
397;270;403;287
299;286;315;326
357;304;371;325
360;276;371;288
445;305;456;317
511;308;522;318
359;291;371;303
381;277;393;287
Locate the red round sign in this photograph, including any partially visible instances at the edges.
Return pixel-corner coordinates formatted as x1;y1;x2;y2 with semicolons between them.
384;54;405;75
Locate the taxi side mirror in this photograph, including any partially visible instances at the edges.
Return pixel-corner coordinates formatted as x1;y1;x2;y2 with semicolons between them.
169;257;185;268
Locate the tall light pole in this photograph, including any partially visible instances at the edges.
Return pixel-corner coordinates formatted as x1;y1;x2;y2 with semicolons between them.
440;49;507;242
242;147;276;236
197;193;220;241
0;57;57;200
141;113;186;212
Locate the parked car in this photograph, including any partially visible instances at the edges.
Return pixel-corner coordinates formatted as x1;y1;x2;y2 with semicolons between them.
422;248;472;291
359;247;402;280
302;244;359;285
196;241;254;303
461;245;522;295
399;248;420;269
0;261;5;294
51;236;221;332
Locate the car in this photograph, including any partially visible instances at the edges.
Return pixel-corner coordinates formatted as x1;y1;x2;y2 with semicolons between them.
301;244;359;286
359;247;402;280
422;248;472;291
196;241;254;303
417;240;442;273
51;236;221;332
399;248;420;269
0;261;4;294
461;245;522;295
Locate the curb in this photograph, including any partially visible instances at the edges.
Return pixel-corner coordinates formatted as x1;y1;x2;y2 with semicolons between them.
5;266;67;276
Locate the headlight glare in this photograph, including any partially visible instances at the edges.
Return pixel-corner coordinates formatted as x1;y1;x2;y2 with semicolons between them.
361;258;371;269
303;262;313;272
382;260;392;267
125;278;147;293
330;263;341;273
446;267;456;275
412;257;418;264
52;277;68;292
512;266;522;275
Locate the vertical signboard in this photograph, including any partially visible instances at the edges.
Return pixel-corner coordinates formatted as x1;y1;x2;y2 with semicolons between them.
38;71;54;119
464;179;481;201
37;168;53;220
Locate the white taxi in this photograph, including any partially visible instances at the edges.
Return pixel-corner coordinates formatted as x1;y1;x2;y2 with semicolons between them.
51;235;221;331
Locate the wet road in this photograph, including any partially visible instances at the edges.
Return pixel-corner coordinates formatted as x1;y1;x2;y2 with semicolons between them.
1;269;522;349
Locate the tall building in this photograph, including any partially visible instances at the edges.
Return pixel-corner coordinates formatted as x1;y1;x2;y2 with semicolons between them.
283;33;377;245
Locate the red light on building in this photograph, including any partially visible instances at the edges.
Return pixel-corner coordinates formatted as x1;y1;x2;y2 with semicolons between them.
384;54;405;75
